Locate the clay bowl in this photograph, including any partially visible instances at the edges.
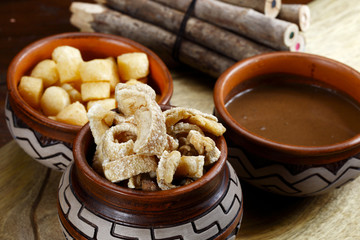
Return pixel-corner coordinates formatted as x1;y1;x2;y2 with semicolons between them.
214;52;360;197
6;32;173;171
57;122;244;239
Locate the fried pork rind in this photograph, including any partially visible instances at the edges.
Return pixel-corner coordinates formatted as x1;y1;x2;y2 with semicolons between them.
92;122;137;176
113;114;135;126
116;83;167;155
178;144;198;156
163;134;179;152
164;107;226;136
134;106;167;156
157;151;181;190
116;89;149;116
187;130;221;165
175;156;204;179
176;136;198;156
92;144;106;176
168;122;204;137
115;83;156;116
128;173;159;191
188;115;226;137
128;175;142;189
87;104;117;145
89;83;225;191
140;177;159;191
101;123;137;162
116;82;156;100
103;155;157;183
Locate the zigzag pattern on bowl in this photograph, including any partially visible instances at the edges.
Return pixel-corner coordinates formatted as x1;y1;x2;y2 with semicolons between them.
58;162;242;240
228;147;360;196
5;97;72;171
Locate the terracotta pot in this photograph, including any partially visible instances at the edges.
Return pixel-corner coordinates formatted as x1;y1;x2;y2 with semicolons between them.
57;123;243;239
214;52;360;196
6;32;173;171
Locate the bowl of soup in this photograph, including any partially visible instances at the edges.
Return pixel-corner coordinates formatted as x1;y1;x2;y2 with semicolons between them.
214;52;360;196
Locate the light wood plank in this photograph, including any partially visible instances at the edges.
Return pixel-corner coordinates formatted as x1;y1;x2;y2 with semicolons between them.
36;170;64;239
0;141;48;240
305;0;360;72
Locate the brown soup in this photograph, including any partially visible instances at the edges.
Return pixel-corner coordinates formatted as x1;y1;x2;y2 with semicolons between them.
225;73;360;146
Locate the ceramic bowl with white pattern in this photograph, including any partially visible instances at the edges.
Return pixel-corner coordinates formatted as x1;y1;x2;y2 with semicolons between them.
214;52;360;197
57;123;243;239
6;32;173;171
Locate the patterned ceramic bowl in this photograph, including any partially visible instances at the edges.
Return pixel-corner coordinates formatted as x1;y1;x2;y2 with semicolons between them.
214;52;360;197
57;123;243;239
6;32;173;171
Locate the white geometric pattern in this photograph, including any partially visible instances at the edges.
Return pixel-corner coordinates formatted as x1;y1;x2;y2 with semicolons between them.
58;162;242;239
5;97;73;171
58;216;74;240
228;147;360;196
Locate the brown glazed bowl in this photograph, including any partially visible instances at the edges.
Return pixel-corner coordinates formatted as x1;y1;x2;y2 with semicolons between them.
214;52;360;196
6;32;173;171
57;123;243;239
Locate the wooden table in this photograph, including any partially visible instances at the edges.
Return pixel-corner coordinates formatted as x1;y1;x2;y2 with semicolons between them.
1;0;360;239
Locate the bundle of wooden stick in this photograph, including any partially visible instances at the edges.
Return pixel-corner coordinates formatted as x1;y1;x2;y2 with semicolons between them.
70;0;311;77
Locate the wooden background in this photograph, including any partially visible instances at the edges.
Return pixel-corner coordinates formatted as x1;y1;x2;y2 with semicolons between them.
1;0;360;239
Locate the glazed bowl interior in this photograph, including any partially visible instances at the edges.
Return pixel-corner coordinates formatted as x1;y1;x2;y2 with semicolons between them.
7;32;173;137
214;52;360;164
72;122;228;209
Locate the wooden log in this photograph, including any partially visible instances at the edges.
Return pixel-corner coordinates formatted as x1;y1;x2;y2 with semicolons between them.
217;0;282;18
153;0;299;50
69;2;236;78
95;0;273;62
290;32;306;52
278;4;311;31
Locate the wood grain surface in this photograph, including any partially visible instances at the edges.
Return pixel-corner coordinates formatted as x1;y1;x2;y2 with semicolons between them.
1;0;360;239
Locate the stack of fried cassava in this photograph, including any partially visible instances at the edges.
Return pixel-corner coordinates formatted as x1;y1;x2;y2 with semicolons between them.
69;0;311;77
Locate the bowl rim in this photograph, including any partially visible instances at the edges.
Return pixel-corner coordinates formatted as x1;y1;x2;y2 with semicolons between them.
73;122;228;199
7;32;173;135
214;51;360;161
